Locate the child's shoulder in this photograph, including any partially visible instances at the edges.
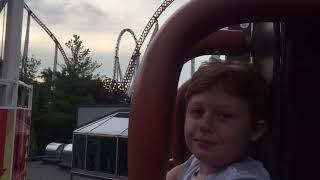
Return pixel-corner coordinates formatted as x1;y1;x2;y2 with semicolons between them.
178;156;271;180
167;155;197;180
176;156;271;180
227;158;271;180
174;155;199;180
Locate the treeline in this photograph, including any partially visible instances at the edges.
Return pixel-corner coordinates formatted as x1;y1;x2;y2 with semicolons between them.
21;35;129;155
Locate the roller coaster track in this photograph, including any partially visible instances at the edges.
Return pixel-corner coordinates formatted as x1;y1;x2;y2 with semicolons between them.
0;0;6;13
113;28;138;82
103;28;139;92
1;0;173;94
23;3;68;63
0;0;67;66
119;0;175;92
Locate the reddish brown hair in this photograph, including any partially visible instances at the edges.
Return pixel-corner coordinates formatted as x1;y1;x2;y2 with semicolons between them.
185;61;270;122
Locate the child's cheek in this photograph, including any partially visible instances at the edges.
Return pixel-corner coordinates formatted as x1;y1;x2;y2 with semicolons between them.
185;134;194;152
184;125;195;148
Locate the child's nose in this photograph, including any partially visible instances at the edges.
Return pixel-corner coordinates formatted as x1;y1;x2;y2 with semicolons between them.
199;123;213;134
199;113;214;133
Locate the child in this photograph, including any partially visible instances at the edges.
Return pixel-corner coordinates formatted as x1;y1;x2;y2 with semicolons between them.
167;61;271;180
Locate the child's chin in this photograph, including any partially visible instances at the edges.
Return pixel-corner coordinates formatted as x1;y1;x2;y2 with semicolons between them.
195;152;230;167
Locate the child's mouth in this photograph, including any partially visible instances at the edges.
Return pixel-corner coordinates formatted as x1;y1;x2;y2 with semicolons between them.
193;138;218;148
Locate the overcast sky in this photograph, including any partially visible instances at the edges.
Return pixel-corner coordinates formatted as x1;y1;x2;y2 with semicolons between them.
1;0;210;84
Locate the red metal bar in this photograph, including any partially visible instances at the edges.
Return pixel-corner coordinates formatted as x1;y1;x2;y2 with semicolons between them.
0;109;7;177
186;30;247;61
170;80;190;166
128;0;320;180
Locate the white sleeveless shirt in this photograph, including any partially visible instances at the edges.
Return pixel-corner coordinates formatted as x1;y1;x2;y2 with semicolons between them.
177;155;271;180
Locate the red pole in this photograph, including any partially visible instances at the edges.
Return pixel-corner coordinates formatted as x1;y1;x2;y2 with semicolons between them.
128;0;320;180
0;110;8;177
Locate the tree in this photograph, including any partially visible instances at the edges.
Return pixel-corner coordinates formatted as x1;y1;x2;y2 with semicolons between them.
29;68;51;155
30;35;130;155
19;55;41;84
61;34;102;79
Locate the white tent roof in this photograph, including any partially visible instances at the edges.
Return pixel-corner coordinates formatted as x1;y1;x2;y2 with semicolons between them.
74;112;129;137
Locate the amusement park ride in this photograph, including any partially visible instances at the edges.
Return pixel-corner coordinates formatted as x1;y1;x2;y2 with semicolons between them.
1;0;320;179
129;1;320;180
102;0;172;95
0;0;173;179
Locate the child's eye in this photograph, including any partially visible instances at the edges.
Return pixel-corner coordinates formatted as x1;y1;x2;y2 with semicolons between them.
216;112;232;120
188;107;203;118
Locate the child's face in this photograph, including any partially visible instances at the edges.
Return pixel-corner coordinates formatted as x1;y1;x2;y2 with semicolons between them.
185;86;261;167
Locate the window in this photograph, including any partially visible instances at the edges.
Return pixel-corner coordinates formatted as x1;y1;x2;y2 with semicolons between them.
72;135;86;169
114;112;129;118
100;137;117;174
117;138;128;176
86;136;98;171
86;136;117;174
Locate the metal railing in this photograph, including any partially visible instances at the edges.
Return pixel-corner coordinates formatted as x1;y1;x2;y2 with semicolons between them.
0;79;33;109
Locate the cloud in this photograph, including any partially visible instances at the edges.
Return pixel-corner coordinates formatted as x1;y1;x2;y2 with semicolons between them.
25;0;190;39
27;0;69;25
27;0;118;32
22;0;192;82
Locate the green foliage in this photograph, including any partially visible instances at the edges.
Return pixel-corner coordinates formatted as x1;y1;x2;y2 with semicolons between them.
30;80;52;154
32;111;74;153
30;35;129;154
61;34;102;79
20;55;41;84
28;125;39;157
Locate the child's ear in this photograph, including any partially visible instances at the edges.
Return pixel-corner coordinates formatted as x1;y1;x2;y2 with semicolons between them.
250;120;267;143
